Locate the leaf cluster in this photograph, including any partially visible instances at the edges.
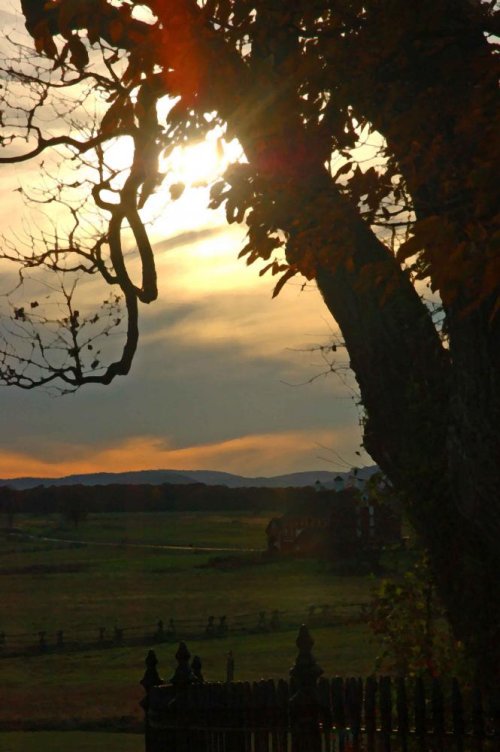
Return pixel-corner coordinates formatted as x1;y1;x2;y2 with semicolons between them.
366;555;470;679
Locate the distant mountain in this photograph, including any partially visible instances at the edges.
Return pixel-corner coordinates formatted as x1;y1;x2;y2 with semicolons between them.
0;466;378;490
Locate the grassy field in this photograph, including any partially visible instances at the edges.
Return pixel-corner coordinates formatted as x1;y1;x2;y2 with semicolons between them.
1;509;383;748
12;510;270;549
2;624;377;724
1;512;372;635
0;731;142;752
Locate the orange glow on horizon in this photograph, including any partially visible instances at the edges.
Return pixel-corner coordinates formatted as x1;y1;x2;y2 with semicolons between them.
0;428;358;480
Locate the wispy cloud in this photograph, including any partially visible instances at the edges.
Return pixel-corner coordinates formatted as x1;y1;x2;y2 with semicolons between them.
0;427;365;479
0;7;361;480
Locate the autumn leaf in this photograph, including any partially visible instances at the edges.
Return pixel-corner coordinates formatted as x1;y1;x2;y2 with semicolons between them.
332;161;353;182
272;268;298;298
100;95;132;134
169;182;185;200
396;216;443;263
67;36;89;70
33;20;58;59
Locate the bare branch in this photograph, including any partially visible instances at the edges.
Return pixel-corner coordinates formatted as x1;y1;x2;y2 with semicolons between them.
0;129;133;164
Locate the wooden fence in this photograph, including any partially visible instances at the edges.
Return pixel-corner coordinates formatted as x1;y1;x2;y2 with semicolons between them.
0;603;363;658
140;627;498;752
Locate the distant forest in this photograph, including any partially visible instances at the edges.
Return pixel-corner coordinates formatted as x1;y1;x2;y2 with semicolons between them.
0;482;316;517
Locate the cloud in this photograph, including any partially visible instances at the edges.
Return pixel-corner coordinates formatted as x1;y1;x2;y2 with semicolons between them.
139;224;341;364
158;284;337;361
0;9;361;481
0;254;359;471
0;426;366;479
153;226;226;254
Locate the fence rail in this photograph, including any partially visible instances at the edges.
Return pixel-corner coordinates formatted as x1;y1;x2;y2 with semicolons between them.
0;603;365;658
140;627;499;752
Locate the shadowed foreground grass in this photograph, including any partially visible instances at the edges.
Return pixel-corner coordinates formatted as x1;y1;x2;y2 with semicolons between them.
2;625;377;726
0;731;142;752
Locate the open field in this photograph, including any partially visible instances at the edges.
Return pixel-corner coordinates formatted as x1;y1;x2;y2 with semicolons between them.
1;512;373;637
10;510;271;549
1;510;383;748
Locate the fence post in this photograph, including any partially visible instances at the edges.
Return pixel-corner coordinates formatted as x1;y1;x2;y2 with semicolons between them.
156;620;164;641
166;618;176;640
379;675;392;751
170;641;197;688
226;650;235;682
289;625;323;752
218;615;228;636
191;654;204;682
414;676;426;739
331;675;346;732
345;676;363;744
38;631;46;651
396;677;409;752
168;642;205;752
365;675;377;750
114;626;124;644
471;685;485;740
431;677;445;743
140;649;163;752
205;616;215;637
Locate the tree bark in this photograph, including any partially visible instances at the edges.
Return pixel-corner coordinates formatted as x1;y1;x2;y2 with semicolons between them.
315;0;500;693
311;188;500;696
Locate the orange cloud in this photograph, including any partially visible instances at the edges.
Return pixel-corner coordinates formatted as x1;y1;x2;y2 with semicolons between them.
0;427;363;480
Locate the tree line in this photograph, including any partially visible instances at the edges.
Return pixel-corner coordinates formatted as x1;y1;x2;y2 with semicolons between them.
0;482;320;521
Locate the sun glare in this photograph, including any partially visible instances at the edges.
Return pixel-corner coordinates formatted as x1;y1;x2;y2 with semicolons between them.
100;128;243;234
101;125;242;190
163;139;225;187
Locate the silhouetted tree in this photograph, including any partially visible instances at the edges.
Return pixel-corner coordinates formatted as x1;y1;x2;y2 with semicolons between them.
0;486;17;528
59;486;88;529
0;1;498;693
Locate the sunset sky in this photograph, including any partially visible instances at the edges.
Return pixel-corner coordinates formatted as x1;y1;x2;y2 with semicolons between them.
0;3;371;480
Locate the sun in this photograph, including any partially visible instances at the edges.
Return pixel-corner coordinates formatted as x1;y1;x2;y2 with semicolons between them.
146;131;244;237
163;137;227;187
100;126;243;239
100;124;242;197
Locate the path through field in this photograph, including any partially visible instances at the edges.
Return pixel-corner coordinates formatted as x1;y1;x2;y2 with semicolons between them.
8;530;260;553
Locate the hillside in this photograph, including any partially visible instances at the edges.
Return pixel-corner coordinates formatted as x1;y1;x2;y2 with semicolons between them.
0;466;377;490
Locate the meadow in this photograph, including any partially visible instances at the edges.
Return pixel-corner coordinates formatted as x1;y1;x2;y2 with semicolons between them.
1;509;383;749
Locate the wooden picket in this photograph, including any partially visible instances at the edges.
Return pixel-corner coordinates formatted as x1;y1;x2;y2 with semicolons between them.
140;628;498;752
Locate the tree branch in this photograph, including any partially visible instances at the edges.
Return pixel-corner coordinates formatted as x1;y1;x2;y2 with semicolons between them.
0;129;133;164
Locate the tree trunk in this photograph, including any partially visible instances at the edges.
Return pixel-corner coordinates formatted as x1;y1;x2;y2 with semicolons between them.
444;292;500;694
312;194;500;699
316;0;500;695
